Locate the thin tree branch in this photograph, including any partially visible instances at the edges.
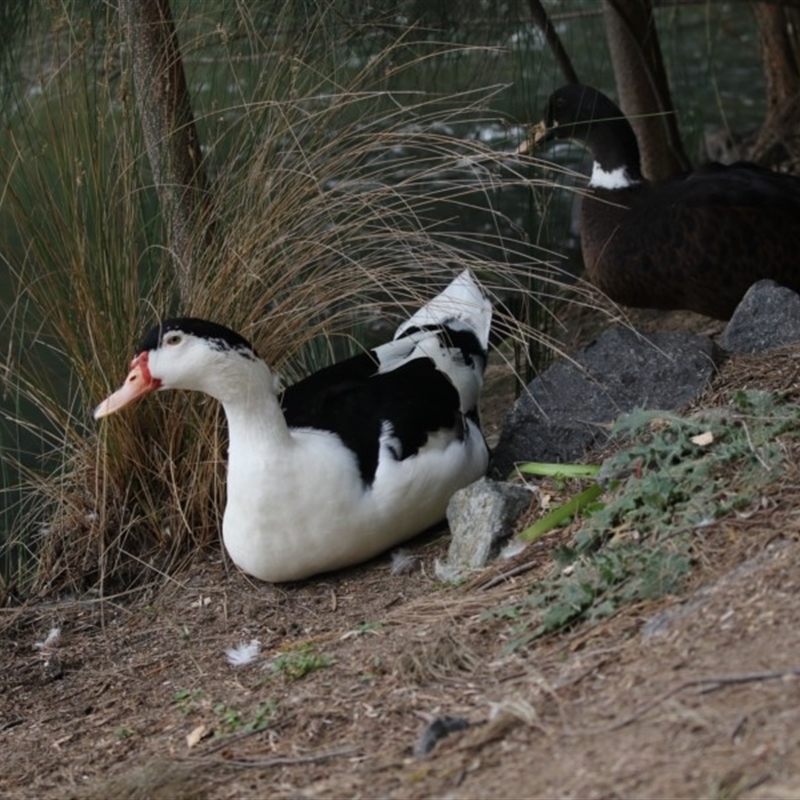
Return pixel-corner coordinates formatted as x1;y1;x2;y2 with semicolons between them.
527;0;580;85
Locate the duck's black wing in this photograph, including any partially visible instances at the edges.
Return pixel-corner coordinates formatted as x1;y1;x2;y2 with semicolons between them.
280;348;461;486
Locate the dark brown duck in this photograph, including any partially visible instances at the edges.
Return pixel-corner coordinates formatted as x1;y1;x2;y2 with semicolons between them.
535;84;800;320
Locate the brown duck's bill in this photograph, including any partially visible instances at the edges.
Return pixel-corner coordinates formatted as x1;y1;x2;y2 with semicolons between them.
94;353;161;419
517;120;551;156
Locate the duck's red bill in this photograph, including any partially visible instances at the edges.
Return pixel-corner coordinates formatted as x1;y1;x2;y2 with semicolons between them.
94;352;161;419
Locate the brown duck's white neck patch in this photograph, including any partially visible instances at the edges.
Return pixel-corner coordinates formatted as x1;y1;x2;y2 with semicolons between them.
589;162;639;189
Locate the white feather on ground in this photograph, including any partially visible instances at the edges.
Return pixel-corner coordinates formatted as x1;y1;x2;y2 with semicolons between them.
225;639;261;667
34;626;61;650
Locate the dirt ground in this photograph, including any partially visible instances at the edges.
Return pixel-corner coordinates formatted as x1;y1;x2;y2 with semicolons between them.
4;309;800;800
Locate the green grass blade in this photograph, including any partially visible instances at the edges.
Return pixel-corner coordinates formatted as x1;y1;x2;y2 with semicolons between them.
513;462;600;480
518;483;604;543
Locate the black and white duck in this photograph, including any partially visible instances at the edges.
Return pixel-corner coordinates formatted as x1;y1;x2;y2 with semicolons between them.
533;84;800;320
94;271;492;583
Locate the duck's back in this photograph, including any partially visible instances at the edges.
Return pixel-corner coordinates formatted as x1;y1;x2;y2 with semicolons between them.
280;348;468;486
582;162;800;320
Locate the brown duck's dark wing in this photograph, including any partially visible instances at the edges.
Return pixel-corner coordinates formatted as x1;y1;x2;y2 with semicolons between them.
679;161;800;207
581;165;800;320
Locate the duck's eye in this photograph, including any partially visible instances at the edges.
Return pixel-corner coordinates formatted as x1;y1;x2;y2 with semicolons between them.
164;333;183;347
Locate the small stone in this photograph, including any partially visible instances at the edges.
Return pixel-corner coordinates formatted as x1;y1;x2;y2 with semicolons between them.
413;715;471;758
442;478;532;578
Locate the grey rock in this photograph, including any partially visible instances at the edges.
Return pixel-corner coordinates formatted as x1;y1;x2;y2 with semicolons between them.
492;326;720;477
442;478;532;576
719;280;800;354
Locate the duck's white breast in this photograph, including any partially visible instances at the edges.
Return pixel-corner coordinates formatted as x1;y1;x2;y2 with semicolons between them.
221;421;486;583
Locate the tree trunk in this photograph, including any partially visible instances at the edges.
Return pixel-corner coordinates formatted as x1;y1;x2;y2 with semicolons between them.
603;0;690;180
750;2;800;166
119;0;212;300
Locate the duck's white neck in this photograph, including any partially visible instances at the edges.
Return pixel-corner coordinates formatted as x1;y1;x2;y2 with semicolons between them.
205;357;292;452
589;161;640;189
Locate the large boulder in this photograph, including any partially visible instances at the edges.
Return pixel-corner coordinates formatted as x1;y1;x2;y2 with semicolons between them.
492;326;720;477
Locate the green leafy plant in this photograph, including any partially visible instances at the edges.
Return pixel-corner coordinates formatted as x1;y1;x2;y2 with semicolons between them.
172;688;202;716
349;621;383;637
505;544;692;649
114;726;133;740
213;701;275;735
581;394;793;545
499;391;800;647
271;644;331;681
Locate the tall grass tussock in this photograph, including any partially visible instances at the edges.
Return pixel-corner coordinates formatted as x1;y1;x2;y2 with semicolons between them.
0;1;593;601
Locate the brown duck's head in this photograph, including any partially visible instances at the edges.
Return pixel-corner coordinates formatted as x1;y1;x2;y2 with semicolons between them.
537;85;621;142
526;84;642;178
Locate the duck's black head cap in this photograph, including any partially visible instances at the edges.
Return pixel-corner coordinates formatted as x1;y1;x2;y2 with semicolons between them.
138;318;259;358
538;84;642;177
542;85;624;139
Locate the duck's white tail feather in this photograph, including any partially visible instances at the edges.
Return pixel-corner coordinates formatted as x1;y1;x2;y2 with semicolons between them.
393;270;492;348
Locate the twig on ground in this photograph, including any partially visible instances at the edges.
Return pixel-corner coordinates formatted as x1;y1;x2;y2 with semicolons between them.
183;746;359;769
477;560;539;590
738;419;772;471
